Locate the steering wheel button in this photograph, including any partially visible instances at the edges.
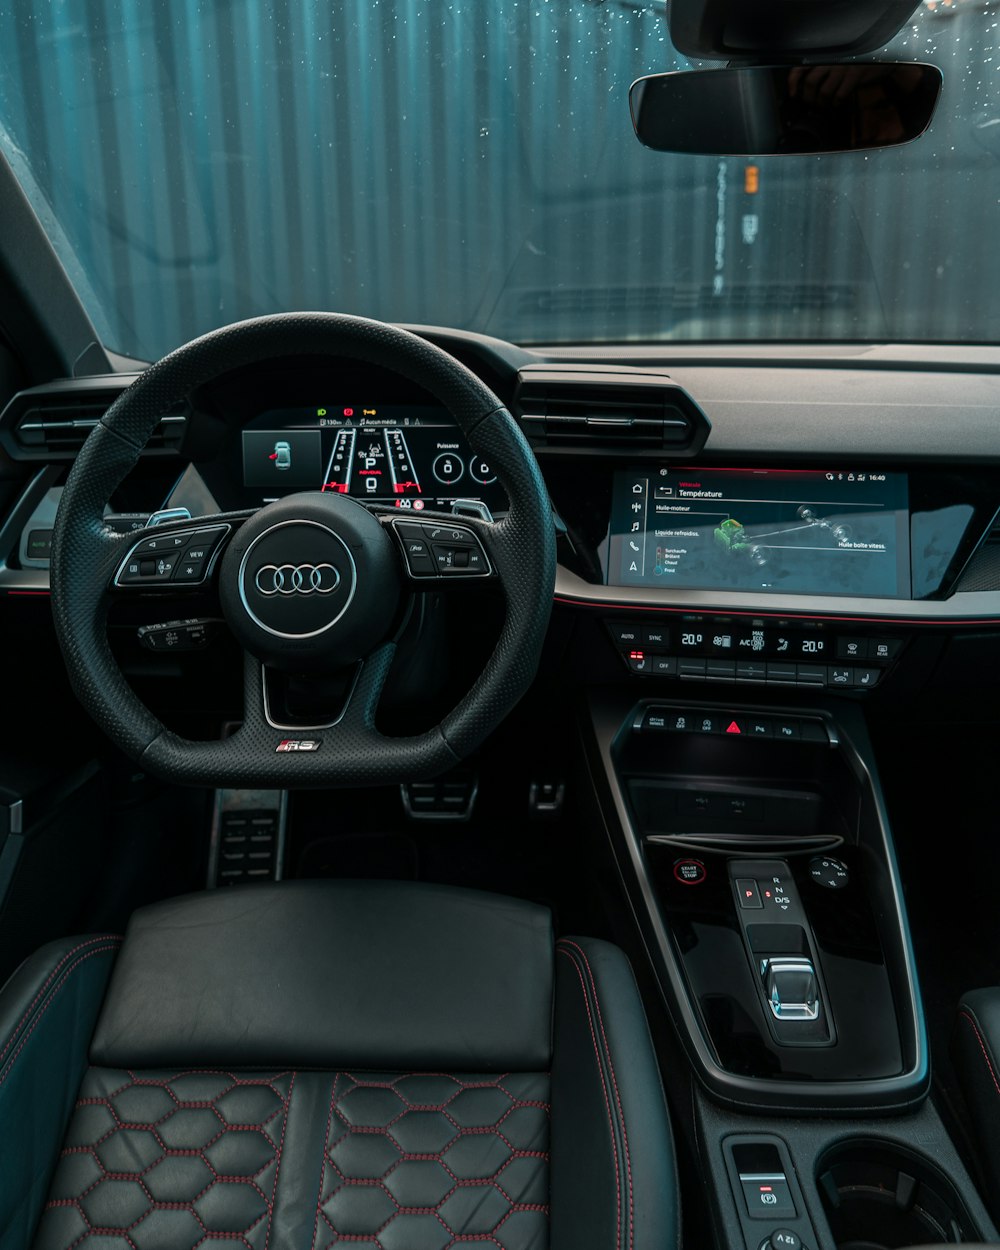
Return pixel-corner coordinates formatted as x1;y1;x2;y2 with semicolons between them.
135;533;185;555
174;559;206;582
424;523;471;544
433;545;456;569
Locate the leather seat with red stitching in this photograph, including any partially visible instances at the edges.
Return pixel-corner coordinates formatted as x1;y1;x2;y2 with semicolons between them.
954;989;1000;1215
0;880;678;1250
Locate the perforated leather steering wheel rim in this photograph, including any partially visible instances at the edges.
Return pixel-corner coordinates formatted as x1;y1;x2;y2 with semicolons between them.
50;313;555;788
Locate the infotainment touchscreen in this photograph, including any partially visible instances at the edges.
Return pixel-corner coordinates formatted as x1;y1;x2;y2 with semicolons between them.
608;468;911;598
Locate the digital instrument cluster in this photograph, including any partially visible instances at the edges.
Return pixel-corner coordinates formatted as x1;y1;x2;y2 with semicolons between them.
240;404;507;512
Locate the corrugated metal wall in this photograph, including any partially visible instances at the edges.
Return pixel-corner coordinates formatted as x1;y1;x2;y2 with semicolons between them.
0;0;997;358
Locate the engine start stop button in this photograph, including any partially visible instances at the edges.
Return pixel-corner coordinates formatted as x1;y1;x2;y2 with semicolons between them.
674;858;707;885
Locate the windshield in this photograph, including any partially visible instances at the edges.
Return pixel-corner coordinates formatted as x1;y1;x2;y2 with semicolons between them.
0;2;997;358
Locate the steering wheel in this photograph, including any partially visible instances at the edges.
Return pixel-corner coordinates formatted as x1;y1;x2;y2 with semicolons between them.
50;314;555;788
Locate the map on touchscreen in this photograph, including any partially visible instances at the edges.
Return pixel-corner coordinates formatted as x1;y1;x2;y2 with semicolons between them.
609;468;911;599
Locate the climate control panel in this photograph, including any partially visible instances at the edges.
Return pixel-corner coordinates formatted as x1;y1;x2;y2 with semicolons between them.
607;617;906;691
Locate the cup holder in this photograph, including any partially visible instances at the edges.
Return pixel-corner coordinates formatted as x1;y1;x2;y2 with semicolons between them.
817;1140;978;1249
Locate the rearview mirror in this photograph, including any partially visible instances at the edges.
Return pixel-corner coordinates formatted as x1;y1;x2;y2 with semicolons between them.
629;63;942;156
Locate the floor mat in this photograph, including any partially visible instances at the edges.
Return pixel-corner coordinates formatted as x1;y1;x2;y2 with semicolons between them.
296;830;420;880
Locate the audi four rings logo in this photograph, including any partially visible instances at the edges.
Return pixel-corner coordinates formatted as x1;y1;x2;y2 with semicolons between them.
254;563;341;596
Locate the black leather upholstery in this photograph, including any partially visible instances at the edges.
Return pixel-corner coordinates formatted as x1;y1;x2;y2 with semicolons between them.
311;1070;550;1249
0;935;120;1248
954;989;1000;1205
552;939;678;1250
35;1067;294;1250
91;880;553;1070
0;881;677;1250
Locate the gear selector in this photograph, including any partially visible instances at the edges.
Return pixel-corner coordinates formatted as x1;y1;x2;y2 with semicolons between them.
729;860;833;1046
761;957;820;1021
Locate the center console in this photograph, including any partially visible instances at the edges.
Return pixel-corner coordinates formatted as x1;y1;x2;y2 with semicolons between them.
579;690;999;1248
584;692;924;1109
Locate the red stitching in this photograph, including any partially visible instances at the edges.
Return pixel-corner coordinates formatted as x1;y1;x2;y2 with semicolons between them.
313;1071;549;1249
312;1071;340;1248
563;939;635;1250
960;1010;1000;1098
264;1070;295;1250
45;1070;295;1246
0;935;120;1064
0;943;120;1086
66;1226;138;1250
557;945;622;1250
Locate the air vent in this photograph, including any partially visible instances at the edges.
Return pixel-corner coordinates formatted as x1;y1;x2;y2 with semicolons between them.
514;365;710;457
0;380;186;460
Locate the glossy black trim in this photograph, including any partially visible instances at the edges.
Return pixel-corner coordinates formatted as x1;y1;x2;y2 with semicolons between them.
581;691;929;1112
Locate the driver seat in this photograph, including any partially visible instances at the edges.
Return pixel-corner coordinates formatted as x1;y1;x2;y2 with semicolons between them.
0;880;677;1250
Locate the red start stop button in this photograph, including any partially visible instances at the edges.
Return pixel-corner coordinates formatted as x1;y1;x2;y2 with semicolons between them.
674;858;707;885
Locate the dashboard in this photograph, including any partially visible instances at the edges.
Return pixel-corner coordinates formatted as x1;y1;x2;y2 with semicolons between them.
0;336;999;655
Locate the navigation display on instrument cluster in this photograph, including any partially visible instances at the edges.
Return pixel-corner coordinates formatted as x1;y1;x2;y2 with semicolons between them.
241;405;505;510
609;467;911;599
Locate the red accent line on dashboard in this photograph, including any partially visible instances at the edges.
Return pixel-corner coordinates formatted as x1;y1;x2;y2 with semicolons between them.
671;466;832;475
6;590;50;597
552;593;1000;628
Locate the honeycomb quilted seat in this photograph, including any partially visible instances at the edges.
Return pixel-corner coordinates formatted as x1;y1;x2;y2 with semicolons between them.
0;880;678;1250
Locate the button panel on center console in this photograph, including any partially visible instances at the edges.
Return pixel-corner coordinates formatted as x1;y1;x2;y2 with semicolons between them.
638;704;832;746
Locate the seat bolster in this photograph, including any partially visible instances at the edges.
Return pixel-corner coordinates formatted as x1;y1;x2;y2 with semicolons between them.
954;989;1000;1201
551;937;679;1250
0;934;120;1250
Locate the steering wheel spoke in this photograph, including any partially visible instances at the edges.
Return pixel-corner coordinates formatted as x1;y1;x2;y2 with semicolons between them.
384;512;496;583
112;515;246;593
